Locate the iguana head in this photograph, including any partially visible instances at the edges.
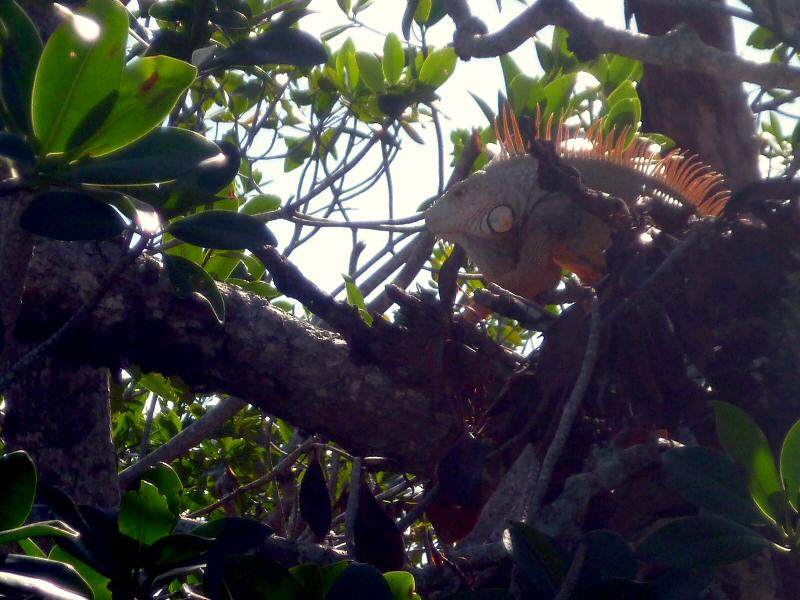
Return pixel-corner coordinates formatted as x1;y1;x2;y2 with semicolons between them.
425;109;730;301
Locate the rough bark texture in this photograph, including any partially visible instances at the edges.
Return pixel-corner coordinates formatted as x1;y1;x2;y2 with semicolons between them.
16;241;468;476
4;349;120;507
630;0;760;188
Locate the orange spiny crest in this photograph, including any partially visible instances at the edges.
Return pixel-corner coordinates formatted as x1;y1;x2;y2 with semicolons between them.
492;105;729;217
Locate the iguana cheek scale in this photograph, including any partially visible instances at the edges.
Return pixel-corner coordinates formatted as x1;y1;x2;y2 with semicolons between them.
425;110;729;302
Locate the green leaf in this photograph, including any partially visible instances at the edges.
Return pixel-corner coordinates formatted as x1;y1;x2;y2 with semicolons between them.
0;522;79;546
75;55;197;157
57;127;222;185
356;52;384;92
140;463;183;517
418;47;457;89
384;571;421;600
605;97;641;134
19;191;127;241
168;210;277;251
606;79;636;106
32;0;128;155
607;55;642;86
0;132;36;168
712;401;784;524
299;456;332;539
499;54;522;100
208;28;327;70
164;254;226;323
219;556;313;600
343;274;373;325
326;563;393;600
509;75;544;115
502;521;567;595
145;533;215;574
663;446;764;526
637;515;770;568
290;564;324;599
119;481;177;547
240;194;282;216
414;0;432;23
383;33;405;85
149;0;193;22
747;26;778;50
0;452;37;531
780;419;800;511
0;0;42;132
0;555;94;600
543;73;575;118
50;546;112;600
534;40;554;73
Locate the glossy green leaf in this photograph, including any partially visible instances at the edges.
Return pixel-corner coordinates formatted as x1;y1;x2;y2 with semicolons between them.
164;254;226;323
326;563;393;600
712;401;784;523
780;419;800;511
240;194;281;216
149;0;193;22
290;564;324;599
217;556;313;600
50;546;112;600
499;54;522;99
637;515;770;568
168;210;277;250
299;455;332;539
418;47;456;89
607;55;642;86
146;533;215;573
0;522;78;546
58;127;222;185
140;462;183;517
0;0;42;132
0;451;37;531
509;75;544;115
534;40;554;73
211;9;249;29
343;274;373;325
384;571;421;600
208;28;326;70
605;97;641;134
663;446;764;526
76;55;197;157
0;555;93;600
502;521;567;596
543;73;575;118
119;481;177;547
354;53;382;92
19;191;127;241
32;0;128;155
383;33;404;85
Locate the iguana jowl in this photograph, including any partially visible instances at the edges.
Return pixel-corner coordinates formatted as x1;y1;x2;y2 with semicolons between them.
425;111;729;301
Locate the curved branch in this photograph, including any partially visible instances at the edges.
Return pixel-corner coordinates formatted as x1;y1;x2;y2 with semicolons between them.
444;0;800;91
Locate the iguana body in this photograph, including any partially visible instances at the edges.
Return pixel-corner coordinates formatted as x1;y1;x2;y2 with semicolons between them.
425;112;729;301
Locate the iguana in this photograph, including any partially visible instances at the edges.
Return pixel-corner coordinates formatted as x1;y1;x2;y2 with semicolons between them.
425;110;729;302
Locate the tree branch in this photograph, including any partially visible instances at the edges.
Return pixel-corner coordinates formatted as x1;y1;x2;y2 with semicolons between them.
444;0;800;91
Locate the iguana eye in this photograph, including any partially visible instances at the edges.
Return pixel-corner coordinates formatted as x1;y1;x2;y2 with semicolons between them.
485;204;514;233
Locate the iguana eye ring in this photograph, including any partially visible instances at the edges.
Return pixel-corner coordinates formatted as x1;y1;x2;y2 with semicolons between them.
486;204;514;233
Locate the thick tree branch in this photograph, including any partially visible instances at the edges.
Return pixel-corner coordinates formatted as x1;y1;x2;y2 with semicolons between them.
17;242;469;475
444;0;800;91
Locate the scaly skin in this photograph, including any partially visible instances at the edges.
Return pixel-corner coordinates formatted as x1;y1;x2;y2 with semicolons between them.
425;155;612;301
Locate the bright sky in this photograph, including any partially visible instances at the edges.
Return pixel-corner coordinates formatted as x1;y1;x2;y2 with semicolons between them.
261;1;761;297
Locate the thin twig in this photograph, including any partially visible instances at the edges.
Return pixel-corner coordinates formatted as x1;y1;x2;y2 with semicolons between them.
188;435;318;518
119;396;247;488
525;294;600;519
